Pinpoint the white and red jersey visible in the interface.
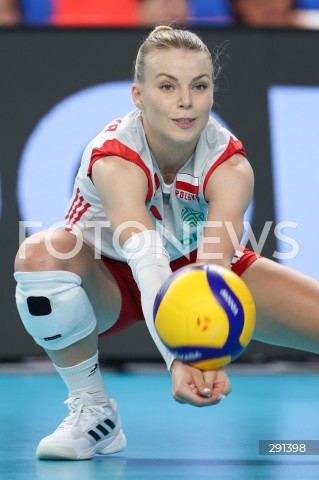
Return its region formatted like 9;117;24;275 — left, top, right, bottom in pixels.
65;109;246;261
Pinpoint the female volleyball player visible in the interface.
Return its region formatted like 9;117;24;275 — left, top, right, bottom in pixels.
14;25;319;460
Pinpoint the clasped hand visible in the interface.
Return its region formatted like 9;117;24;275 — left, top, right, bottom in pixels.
170;359;232;407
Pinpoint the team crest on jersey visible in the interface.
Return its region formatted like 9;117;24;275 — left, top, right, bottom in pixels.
181;206;205;227
175;173;199;201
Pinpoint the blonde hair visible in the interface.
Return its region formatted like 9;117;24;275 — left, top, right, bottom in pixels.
134;25;214;83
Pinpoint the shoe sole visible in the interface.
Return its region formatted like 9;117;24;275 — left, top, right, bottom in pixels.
36;429;127;461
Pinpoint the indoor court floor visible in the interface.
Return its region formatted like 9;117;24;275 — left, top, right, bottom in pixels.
1;364;319;480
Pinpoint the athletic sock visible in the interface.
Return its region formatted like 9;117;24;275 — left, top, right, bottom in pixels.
54;351;109;404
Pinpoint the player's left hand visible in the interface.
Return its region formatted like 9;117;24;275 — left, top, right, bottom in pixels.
170;359;231;407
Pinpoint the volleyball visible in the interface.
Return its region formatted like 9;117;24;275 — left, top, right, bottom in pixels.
153;264;256;370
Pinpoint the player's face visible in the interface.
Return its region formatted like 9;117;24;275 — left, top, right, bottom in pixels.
133;48;214;161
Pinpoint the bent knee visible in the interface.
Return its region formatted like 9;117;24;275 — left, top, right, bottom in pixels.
15;229;81;272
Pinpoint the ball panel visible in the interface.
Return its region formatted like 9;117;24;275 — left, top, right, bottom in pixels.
205;265;245;356
153;264;202;319
155;268;229;348
155;302;188;346
186;302;229;348
219;267;256;347
192;355;232;370
164;269;213;309
164;341;244;364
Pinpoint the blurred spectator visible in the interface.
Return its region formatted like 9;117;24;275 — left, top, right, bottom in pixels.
50;0;189;27
189;0;234;26
20;0;51;25
0;0;21;26
51;0;138;26
230;0;319;28
138;0;189;26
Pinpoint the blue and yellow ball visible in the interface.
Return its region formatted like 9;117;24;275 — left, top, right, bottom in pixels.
153;264;256;370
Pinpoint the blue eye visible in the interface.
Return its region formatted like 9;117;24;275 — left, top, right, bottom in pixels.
194;84;207;91
161;84;173;91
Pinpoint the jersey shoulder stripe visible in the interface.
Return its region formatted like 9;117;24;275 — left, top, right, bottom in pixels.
202;136;246;194
87;138;153;203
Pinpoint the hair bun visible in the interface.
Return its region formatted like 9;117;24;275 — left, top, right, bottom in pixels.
150;25;174;36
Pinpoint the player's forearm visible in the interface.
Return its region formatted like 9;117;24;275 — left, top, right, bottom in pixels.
197;219;243;269
122;230;176;370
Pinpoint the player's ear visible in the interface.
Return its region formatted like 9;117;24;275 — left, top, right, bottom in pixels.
132;83;143;110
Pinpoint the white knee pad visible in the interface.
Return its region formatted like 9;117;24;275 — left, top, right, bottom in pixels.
14;270;97;350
